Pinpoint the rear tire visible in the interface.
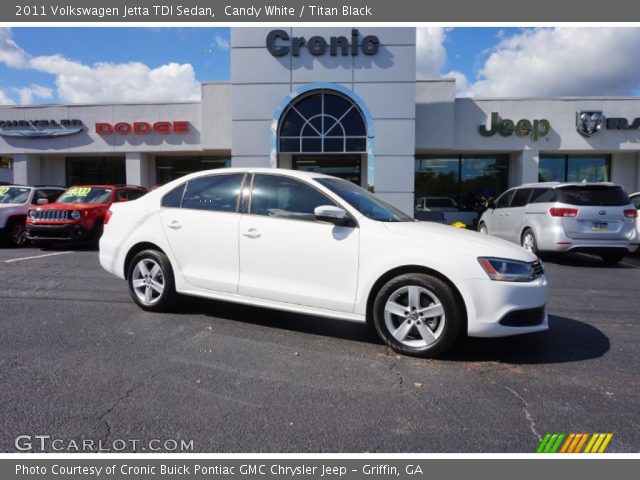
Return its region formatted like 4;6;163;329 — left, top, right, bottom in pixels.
600;252;625;265
521;228;539;256
372;273;463;358
127;250;177;312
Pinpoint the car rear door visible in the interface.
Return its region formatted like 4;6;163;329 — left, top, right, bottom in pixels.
555;185;636;240
159;173;245;293
238;173;359;313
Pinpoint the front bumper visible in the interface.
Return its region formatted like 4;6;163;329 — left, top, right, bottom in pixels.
457;275;549;337
26;224;95;242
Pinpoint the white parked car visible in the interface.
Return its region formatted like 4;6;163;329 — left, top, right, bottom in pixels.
0;185;66;246
478;182;638;264
99;168;548;357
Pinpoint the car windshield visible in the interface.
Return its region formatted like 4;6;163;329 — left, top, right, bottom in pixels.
0;186;30;204
315;178;414;222
557;186;630;206
57;187;112;204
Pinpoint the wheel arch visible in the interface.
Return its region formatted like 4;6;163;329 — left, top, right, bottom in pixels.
365;265;468;333
124;241;169;280
6;214;27;226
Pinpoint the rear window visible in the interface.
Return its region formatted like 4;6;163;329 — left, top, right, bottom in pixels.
557;186;630;206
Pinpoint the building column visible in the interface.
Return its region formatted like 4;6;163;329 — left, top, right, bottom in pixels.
510;149;539;187
125;152;151;188
12;154;40;185
374;156;415;216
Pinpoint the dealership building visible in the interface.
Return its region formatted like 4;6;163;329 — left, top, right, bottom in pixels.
1;27;640;217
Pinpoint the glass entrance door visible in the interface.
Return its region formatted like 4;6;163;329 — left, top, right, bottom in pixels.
292;155;361;185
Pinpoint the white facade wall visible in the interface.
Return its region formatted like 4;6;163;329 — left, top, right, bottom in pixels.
230;27;417;213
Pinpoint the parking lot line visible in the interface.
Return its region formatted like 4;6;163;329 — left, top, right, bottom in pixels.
3;251;73;263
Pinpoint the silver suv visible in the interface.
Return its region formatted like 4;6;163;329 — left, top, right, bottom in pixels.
478;182;639;264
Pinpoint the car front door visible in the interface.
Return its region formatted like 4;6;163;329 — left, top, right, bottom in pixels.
503;188;532;242
238;173;360;313
159;173;245;293
490;189;516;239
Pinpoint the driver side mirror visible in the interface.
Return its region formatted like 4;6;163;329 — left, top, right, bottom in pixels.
314;205;351;226
36;198;49;205
487;199;495;209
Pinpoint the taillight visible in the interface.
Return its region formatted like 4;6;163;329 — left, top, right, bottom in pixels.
549;207;579;217
624;208;638;218
104;210;113;225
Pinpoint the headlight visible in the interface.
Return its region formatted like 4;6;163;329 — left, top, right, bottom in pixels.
478;257;537;282
70;210;82;220
28;210;36;220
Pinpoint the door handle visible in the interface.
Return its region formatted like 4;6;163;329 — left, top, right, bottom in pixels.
168;220;182;230
243;228;261;239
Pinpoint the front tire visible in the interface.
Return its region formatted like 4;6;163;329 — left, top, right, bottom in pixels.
478;222;488;234
6;219;27;247
372;273;463;358
127;250;176;312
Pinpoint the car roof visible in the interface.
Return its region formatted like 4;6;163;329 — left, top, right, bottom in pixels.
66;184;145;189
516;181;620;189
165;167;336;184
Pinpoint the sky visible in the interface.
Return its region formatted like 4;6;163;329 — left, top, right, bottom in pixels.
2;26;640;105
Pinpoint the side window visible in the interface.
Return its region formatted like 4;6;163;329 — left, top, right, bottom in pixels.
531;188;556;203
116;190;129;202
632;196;640;209
181;174;244;212
250;174;335;221
161;184;185;208
495;190;516;209
32;189;46;204
510;188;532;208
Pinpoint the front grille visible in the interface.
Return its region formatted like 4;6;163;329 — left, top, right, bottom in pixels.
531;260;544;278
32;210;70;221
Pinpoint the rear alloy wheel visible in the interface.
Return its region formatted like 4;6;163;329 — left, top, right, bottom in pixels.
478;222;488;235
600;252;625;265
521;228;539;256
8;221;27;247
128;250;176;311
372;273;463;357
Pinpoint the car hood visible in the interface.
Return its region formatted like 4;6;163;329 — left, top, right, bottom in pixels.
383;221;537;262
33;203;107;211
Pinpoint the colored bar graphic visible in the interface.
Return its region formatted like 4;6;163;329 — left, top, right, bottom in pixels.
538;433;613;453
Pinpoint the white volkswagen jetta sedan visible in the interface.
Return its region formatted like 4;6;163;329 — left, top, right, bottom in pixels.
99;168;548;357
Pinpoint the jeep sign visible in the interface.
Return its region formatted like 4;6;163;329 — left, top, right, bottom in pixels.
479;112;550;141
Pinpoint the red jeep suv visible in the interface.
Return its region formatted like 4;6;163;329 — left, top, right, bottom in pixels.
26;184;147;247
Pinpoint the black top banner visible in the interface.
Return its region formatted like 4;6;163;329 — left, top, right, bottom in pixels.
4;0;640;22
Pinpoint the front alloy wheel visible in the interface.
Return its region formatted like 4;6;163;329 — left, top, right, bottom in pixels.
127;250;176;311
372;273;463;357
384;286;446;349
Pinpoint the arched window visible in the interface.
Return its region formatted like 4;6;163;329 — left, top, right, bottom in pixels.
278;90;367;154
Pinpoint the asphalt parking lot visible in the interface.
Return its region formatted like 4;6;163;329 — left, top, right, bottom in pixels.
0;246;639;453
